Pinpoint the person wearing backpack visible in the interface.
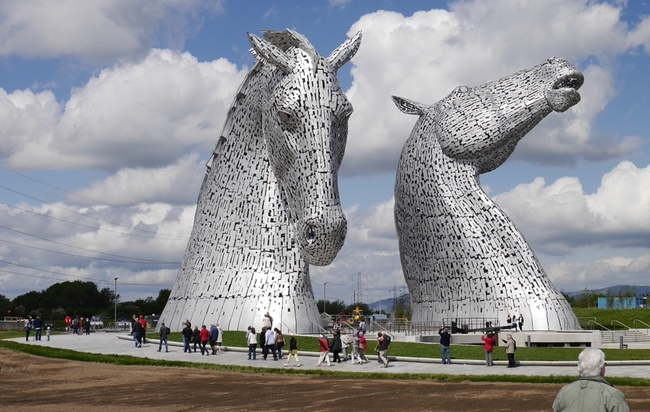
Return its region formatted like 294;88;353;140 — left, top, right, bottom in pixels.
157;322;170;352
502;334;517;368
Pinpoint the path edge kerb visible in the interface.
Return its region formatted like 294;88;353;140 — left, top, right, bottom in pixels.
119;336;650;367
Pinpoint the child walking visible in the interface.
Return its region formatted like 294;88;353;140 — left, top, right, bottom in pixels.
284;334;301;367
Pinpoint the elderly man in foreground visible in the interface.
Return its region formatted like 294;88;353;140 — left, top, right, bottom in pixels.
552;348;629;412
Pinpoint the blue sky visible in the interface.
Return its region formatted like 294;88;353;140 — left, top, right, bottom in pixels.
2;0;650;307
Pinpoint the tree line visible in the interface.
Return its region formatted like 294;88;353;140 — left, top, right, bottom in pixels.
0;280;170;322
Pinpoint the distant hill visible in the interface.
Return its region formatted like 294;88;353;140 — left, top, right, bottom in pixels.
564;285;650;298
368;294;410;313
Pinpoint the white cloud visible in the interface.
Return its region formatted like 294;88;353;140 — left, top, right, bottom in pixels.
0;0;223;61
546;254;650;292
341;0;650;175
0;200;194;299
311;199;405;302
2;49;247;172
494;161;650;253
71;153;205;206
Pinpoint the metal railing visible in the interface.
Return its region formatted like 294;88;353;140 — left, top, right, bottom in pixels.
310;321;328;335
633;319;650;331
611;320;630;330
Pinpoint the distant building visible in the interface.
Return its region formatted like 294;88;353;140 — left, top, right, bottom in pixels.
597;297;644;309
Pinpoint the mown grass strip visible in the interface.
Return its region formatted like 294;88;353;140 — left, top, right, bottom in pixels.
1;339;649;387
171;330;650;361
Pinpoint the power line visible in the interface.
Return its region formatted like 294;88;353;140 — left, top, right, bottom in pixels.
0;184;188;240
0;237;180;264
0;200;187;241
0;225;180;264
0;260;175;287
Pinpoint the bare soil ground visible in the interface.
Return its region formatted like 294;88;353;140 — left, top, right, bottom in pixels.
1;348;649;411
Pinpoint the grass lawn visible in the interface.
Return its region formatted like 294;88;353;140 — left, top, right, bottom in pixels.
573;307;650;330
165;330;650;362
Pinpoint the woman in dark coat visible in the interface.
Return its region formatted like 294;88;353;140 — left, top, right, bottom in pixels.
192;326;201;352
331;331;343;363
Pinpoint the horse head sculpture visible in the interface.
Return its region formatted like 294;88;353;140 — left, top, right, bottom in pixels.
249;30;361;266
392;58;583;330
159;30;361;334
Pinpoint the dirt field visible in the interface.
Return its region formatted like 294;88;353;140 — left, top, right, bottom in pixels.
1;348;648;411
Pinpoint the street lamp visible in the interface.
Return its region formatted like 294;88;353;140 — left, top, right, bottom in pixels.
114;278;118;331
323;282;329;314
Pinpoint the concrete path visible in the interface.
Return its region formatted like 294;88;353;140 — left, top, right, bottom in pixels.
7;332;650;379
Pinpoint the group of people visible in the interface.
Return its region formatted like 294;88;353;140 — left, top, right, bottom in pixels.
506;313;524;331
24;316;46;341
130;314;148;347
316;328;390;368
243;312;299;366
479;332;518;368
67;317;91;335
437;327;516;368
179;321;223;355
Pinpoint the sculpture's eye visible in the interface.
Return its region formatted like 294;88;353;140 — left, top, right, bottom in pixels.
278;109;293;123
457;86;469;93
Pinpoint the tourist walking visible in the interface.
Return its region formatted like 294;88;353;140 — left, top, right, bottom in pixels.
357;331;368;364
340;330;353;361
199;325;210;355
438;326;451;365
33;316;43;341
316;333;331;367
215;324;223;353
331;331;343;363
265;327;277;360
132;318;144;347
182;322;193;353
247;327;257;360
481;332;496;366
518;314;524;332
284;334;301;367
274;328;284;359
158;322;170;352
209;324;218;354
552;348;629;412
139;315;147;343
24;317;32;341
376;331;390;368
192;326;201;352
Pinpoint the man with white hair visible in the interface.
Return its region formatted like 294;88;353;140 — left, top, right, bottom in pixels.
552;348;629;412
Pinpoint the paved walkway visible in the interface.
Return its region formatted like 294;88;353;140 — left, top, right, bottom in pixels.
7;332;650;379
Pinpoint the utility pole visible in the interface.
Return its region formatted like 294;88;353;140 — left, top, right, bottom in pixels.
323;282;329;314
114;278;118;331
355;272;363;304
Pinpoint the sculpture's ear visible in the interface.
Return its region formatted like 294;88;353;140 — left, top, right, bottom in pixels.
391;96;427;116
327;31;362;71
248;32;294;74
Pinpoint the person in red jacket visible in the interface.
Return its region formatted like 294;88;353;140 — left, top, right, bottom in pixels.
481;332;496;367
139;315;147;344
316;333;331;367
358;331;368;364
199;325;210;355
